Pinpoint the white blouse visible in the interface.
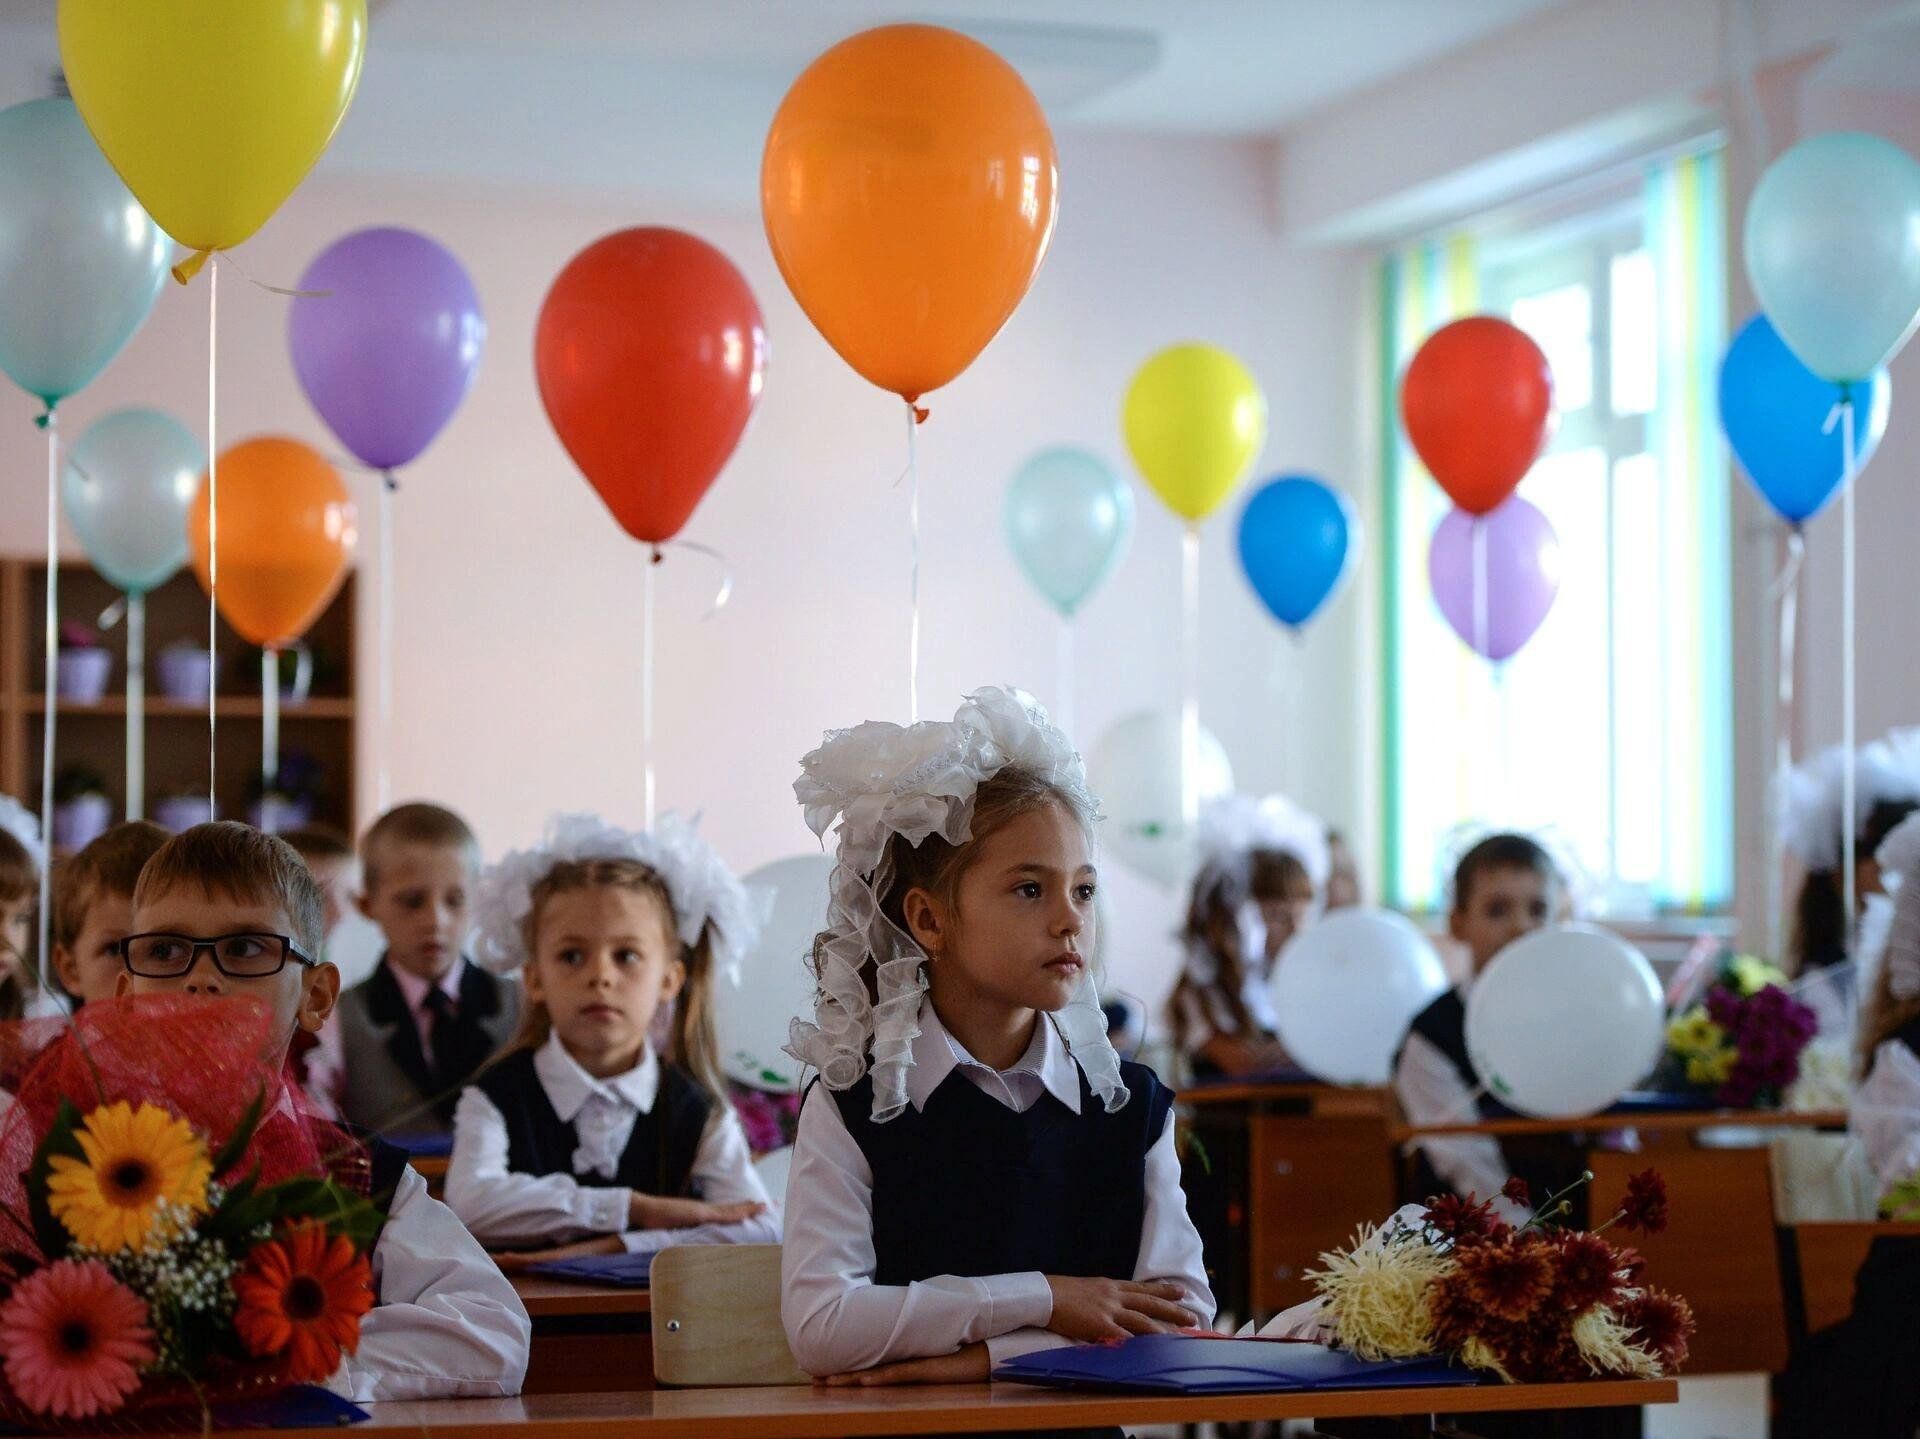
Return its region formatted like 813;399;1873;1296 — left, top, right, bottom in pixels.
780;998;1215;1378
329;1165;531;1401
445;1034;778;1254
1855;1036;1920;1202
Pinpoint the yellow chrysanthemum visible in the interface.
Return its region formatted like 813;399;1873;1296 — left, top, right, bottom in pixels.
45;1102;211;1253
1306;1225;1450;1361
1728;955;1787;998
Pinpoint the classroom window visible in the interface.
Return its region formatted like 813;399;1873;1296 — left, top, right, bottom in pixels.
1379;148;1731;917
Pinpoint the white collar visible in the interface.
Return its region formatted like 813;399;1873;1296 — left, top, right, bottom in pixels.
904;997;1084;1114
388;955;466;1011
533;1032;660;1120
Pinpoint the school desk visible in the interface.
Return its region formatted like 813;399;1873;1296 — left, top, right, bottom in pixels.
1394;1103;1851;1375
1177;1079;1397;1319
206;1378;1677;1439
1782;1220;1920;1336
507;1275;652;1394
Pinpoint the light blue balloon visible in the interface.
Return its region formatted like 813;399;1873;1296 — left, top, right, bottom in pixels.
1004;447;1135;617
0;98;170;408
1236;474;1357;629
1719;314;1888;526
1745;131;1920;384
62;409;206;594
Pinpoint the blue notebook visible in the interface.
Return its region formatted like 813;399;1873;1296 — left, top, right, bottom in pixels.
526;1250;655;1287
994;1335;1480;1395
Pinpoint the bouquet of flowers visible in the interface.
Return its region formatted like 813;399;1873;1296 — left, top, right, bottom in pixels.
1306;1172;1693;1383
1662;953;1817;1109
0;998;383;1427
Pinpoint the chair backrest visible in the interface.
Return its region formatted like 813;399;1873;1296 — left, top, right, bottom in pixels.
650;1245;809;1387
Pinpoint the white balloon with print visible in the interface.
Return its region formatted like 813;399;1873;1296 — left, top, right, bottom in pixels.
1086;710;1234;888
1466;924;1664;1118
715;854;834;1092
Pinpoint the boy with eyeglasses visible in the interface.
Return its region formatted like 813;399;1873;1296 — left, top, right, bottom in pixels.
116;822;529;1401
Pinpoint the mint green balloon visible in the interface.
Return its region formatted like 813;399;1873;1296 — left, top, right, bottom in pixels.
62;409;205;594
1745;131;1920;384
0;98;170;407
1004;447;1135;617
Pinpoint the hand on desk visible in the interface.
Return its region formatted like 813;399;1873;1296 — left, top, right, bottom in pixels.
1045;1276;1198;1341
490;1236;623;1271
629;1193;769;1230
818;1343;991;1387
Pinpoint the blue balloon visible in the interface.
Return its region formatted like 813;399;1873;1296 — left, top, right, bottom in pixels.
1236;475;1358;630
1719;314;1889;526
0;99;170;407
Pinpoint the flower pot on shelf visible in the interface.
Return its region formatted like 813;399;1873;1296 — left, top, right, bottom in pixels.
248;796;314;834
54;646;112;704
154;794;214;833
52;792;112;851
156;645;215;705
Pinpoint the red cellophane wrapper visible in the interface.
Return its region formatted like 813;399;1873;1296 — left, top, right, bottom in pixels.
0;995;375;1430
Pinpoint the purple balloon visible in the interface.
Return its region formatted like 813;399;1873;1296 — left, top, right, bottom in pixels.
289;227;485;470
1428;496;1560;661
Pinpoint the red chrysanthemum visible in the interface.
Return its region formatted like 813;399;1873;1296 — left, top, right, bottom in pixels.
233;1221;373;1383
1622;1288;1695;1370
1551;1231;1624;1311
1454;1237;1556;1322
1424;1192;1504;1243
1501;1176;1532;1210
1618;1168;1669;1235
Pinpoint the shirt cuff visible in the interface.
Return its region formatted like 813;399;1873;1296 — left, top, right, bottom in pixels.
585;1187;632;1234
986;1328;1072;1373
986;1271;1054;1334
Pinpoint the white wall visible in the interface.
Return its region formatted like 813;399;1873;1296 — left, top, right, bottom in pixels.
0;130;1368;1017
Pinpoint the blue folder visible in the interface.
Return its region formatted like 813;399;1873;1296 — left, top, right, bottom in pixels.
212;1385;370;1429
993;1335;1481;1395
386;1131;456;1159
525;1250;655;1287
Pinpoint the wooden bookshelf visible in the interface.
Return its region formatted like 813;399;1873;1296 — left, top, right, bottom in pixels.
0;557;358;847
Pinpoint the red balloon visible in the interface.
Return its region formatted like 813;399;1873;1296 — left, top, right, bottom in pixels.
1399;316;1554;515
536;228;767;543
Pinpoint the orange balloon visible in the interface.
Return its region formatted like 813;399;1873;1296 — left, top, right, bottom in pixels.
761;23;1057;406
188;437;357;649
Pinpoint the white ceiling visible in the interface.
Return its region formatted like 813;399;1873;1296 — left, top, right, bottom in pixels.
0;0;1567;205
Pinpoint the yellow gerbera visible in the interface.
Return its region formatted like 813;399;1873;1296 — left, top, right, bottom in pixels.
46;1102;212;1253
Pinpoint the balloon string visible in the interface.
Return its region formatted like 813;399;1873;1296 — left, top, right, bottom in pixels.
655;538;734;618
1180;524;1201;835
642;549;658;830
206;259;219;813
1841;393;1858;952
1767;530;1805;958
38;406;58;1000
1056;614;1075;743
905;400;921;724
377;471;396;816
262;648;280;806
207;247;329;299
126;592;145;823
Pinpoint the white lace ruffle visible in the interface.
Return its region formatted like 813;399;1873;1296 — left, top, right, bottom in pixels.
473;812;758;982
1877;813;1920;1004
1195;792;1330;890
785;686;1129;1122
0;794;43;873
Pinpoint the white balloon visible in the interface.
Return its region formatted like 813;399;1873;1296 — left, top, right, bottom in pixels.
1272;908;1449;1084
1086;710;1234;888
1465;925;1665;1119
714;854;834;1092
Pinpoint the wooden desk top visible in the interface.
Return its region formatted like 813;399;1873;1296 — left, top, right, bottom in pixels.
218;1379;1678;1438
412;1155;450;1179
1390;1106;1848;1141
509;1275;652;1317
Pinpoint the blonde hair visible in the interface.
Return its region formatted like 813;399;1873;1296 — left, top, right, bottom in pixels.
823;766;1096;1011
509;857;725;1101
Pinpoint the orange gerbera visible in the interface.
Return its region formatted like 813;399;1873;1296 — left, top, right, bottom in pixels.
232;1222;373;1382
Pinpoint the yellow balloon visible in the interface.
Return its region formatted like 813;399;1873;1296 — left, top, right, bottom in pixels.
57;0;366;272
1122;344;1267;523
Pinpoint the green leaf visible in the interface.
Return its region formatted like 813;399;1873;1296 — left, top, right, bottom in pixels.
258;1177;383;1252
203;1169;274;1245
25;1101;88;1260
209;1091;268;1181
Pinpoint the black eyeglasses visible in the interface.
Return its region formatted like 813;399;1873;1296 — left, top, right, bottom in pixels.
119;932;317;980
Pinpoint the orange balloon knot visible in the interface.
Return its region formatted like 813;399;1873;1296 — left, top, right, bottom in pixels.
911;405;930;425
171;248;214;285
